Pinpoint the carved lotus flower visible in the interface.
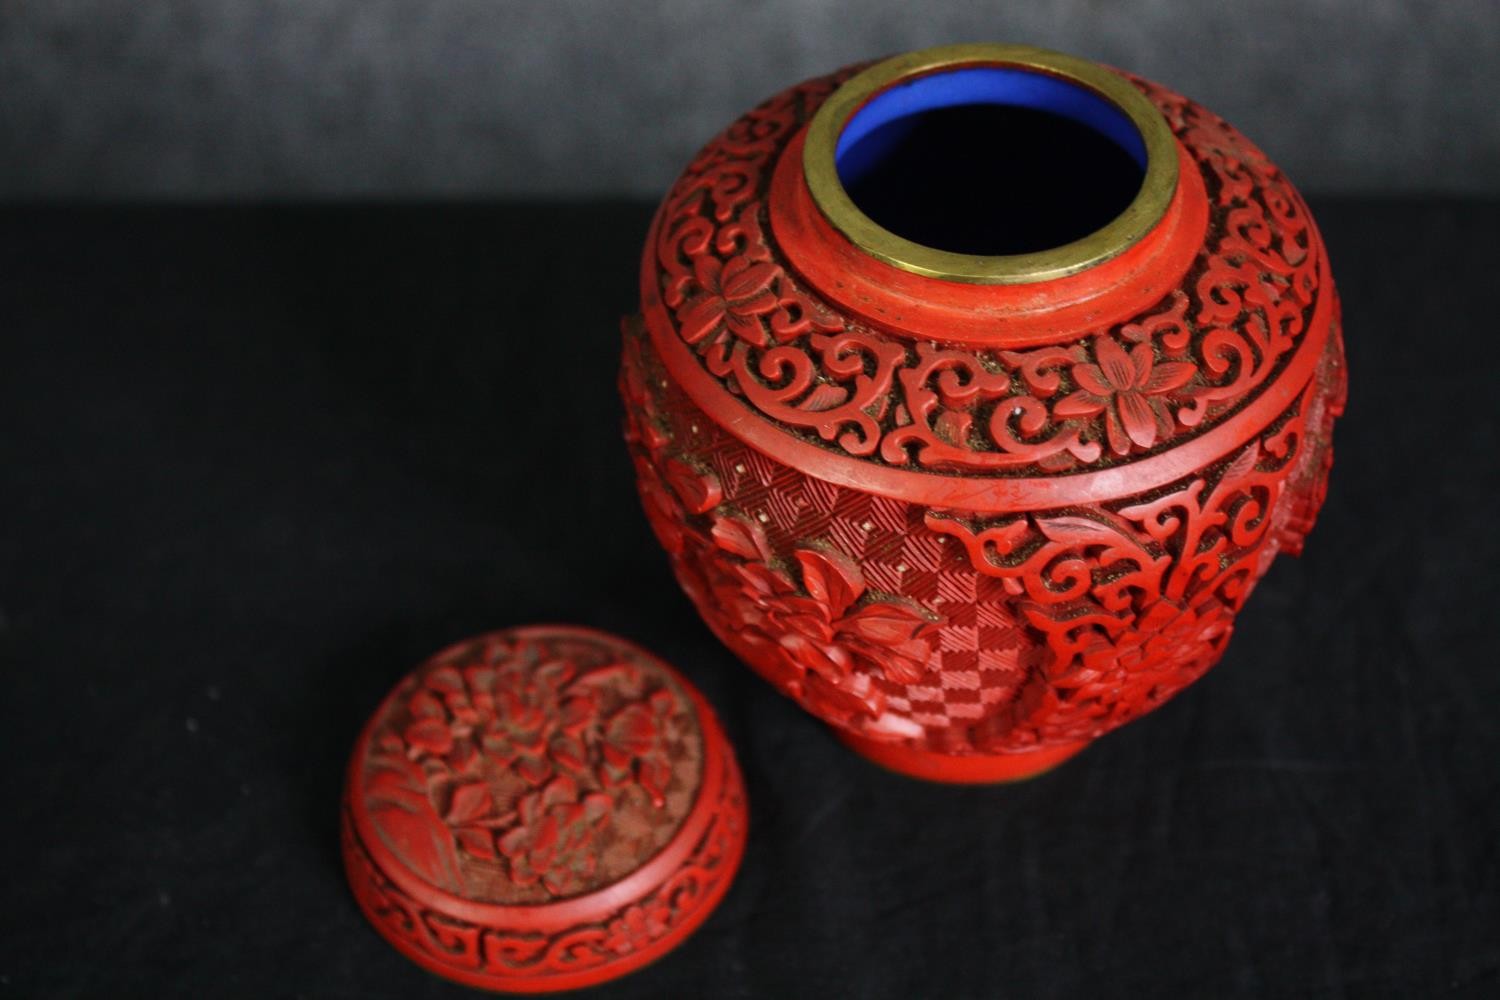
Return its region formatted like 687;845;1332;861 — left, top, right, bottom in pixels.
679;254;781;348
1055;337;1196;455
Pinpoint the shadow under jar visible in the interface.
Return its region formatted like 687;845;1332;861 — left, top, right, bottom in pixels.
622;44;1346;783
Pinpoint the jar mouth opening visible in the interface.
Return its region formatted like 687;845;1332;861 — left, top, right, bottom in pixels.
802;44;1179;284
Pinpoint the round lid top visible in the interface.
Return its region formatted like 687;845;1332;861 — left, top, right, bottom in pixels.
341;626;747;993
639;43;1337;513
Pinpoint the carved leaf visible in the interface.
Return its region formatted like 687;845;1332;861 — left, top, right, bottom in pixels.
1221;442;1261;484
710;514;769;561
607;704;658;756
456;827;498;861
449;740;478;773
404;718;454;756
542;774;579;809
664;458;722;514
445;782;493;825
549;733;588;772
795;547;864;618
516;754;552;787
409;689;445;719
497;823;532;861
720;257;779;303
838;601;929;645
885;636;938;684
1036;515;1147;555
799;383;850;412
558;694;595;731
1145;361;1196;394
368;801;462;892
367;764;428;812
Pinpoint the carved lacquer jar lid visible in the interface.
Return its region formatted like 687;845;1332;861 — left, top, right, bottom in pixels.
341;626;747;992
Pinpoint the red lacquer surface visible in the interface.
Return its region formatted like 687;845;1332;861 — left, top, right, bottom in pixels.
623;60;1346;782
341;626;747;992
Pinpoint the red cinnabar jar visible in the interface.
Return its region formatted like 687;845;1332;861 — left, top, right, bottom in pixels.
622;44;1346;783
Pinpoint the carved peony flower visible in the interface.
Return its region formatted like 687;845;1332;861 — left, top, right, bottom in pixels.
402;663;500;761
497;774;612;896
598;690;677;808
1044;597;1230;729
382;640;686;891
1055;338;1195;455
706;515;941;726
1100;597;1231;680
677;254;781;348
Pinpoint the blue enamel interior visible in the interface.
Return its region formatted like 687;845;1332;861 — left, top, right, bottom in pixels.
835;66;1147;190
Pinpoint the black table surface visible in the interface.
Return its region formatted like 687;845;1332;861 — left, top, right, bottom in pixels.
2;199;1497;998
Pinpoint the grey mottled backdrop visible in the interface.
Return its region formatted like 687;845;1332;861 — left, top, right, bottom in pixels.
1;0;1496;199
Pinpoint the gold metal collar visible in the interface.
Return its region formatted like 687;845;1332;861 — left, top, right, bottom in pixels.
802;43;1179;284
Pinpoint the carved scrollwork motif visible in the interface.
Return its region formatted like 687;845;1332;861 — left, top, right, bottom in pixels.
622;314;1345;753
933;319;1343;748
650;73;1323;475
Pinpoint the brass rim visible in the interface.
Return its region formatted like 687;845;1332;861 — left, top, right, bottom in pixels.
802;43;1179;284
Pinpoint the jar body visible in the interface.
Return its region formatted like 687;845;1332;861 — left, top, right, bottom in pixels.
623;48;1345;782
